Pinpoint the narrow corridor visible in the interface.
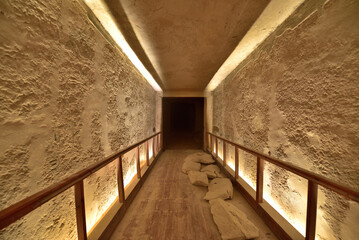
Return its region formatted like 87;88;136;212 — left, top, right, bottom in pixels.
110;150;277;240
1;1;358;239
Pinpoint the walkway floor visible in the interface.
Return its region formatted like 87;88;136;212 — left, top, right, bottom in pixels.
110;149;277;240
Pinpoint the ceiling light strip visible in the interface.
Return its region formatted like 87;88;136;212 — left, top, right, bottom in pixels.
83;0;162;92
205;0;305;93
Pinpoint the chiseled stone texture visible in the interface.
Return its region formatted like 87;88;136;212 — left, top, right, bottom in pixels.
0;0;159;239
187;171;209;187
211;0;359;239
209;198;259;240
184;152;215;164
204;178;233;201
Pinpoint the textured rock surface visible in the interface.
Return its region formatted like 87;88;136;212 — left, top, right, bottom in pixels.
204;178;233;201
210;0;359;238
201;164;221;178
188;171;209;186
184;152;215;164
0;0;160;239
209;198;260;240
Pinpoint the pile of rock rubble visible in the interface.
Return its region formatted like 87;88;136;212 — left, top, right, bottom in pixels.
182;152;260;240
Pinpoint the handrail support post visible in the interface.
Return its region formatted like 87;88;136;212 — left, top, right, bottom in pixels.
117;156;125;203
223;141;226;167
157;134;160;153
235;146;239;179
306;181;318;240
215;137;218;159
146;140;149;166
152;138;155;158
75;180;87;240
136;146;141;179
256;157;264;203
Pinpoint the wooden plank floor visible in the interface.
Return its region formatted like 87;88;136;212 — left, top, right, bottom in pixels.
110;150;278;240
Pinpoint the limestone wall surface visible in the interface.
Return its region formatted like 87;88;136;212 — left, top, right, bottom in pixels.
211;0;359;239
0;0;160;239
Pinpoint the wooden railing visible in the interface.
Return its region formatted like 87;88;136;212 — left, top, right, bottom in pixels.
206;132;359;240
0;132;162;240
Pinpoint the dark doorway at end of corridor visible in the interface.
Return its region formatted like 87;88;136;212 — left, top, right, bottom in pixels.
162;97;204;149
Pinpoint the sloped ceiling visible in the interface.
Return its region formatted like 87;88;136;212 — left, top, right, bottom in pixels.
104;0;270;91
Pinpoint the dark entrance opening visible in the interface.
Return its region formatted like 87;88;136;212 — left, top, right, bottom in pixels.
163;97;204;149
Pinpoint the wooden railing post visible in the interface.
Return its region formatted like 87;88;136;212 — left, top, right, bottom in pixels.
146;140;149;166
209;134;213;152
156;136;158;155
0;132;163;231
117;156;125;203
153;137;156;156
75;180;87;240
136;146;141;179
235;146;239;179
223;141;226;167
256;157;264;203
306;181;318;240
154;136;156;155
152;138;155;158
216;137;218;159
157;134;160;153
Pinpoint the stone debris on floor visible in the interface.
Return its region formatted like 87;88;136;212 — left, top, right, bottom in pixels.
204;178;233;201
201;164;222;178
111;150;277;240
210;198;260;240
182;159;201;173
184;152;215;164
188;171;209;186
182;151;259;240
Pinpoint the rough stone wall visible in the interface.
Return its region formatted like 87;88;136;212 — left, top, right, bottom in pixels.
0;0;159;239
211;0;359;239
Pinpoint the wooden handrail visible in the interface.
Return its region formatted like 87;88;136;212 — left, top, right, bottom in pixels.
0;132;161;231
207;132;359;202
207;131;359;240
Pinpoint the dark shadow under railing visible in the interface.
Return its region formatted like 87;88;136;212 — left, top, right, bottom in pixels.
206;132;359;240
0;132;162;240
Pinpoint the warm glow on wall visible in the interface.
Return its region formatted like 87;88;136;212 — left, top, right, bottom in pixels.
218;151;223;160
235;161;307;236
237;150;257;190
238;168;256;190
83;0;162;92
227;160;235;171
123;167;137;188
140;154;146;166
205;0;305;92
87;193;118;234
217;143;309;237
263;166;307;237
148;139;154;159
263;192;306;236
84;162;118;234
122;149;138;188
217;140;223;160
225;145;235;170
